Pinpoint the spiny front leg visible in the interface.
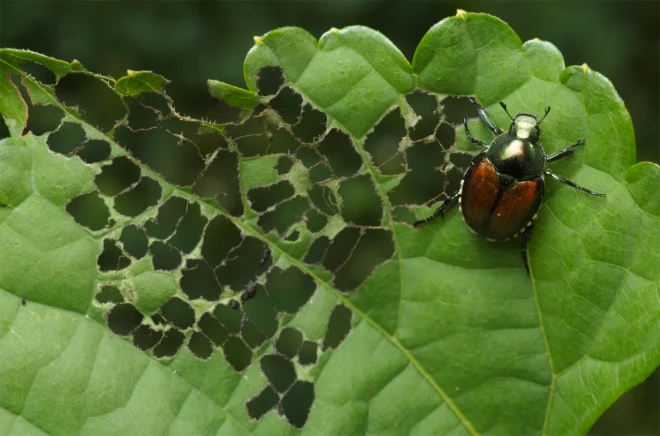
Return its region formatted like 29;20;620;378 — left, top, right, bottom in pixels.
546;139;585;162
463;119;489;149
468;97;503;135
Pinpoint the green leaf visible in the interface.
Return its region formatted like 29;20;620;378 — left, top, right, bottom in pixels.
208;80;260;110
0;11;658;436
115;70;169;97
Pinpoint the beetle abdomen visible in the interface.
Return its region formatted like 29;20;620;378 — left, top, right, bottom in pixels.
461;153;544;240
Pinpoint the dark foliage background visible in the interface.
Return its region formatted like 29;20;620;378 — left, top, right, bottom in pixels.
1;1;658;434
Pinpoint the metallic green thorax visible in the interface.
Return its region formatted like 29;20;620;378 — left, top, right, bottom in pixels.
487;115;546;181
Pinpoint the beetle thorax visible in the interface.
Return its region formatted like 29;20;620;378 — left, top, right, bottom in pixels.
487;134;545;180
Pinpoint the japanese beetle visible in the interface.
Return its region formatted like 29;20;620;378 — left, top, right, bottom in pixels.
415;98;605;274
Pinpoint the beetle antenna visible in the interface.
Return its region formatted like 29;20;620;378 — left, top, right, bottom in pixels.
499;102;514;121
538;106;551;124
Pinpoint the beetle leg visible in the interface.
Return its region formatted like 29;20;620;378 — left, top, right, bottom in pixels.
521;221;535;276
544;169;606;197
546;139;585;162
463;119;489;149
414;191;460;227
468;97;503;134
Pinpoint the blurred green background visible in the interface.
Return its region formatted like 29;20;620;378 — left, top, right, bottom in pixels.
1;1;658;434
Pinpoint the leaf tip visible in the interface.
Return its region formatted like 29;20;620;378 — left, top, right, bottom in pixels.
70;59;84;72
253;36;264;46
127;69;136;77
329;27;339;34
456;9;468;19
580;63;591;73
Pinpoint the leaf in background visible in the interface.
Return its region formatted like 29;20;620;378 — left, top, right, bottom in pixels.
0;11;658;436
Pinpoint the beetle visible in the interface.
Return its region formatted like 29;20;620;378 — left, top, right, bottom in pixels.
414;97;605;274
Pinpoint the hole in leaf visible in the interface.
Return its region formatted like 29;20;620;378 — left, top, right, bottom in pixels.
78;139;111;163
132;325;163;351
26;104;63;136
213;303;243;334
47;122;86;156
160;297;195;330
323;304;352;350
153;329;185;358
322;227;360;272
334;228;395;292
188;331;214;359
169;202;208;254
125;97;161;130
114;127;205;187
201;215;243;268
275;156;293;175
96;285;124;304
338;175;383;226
388;141;446;206
276;328;303;358
261;354;296;393
304;236;330;264
267;127;299;154
193;148;242;216
66;192;110;231
21;62;56;84
248;181;295;213
107;303;143;336
247;386;279;421
198;312;228;345
436;122;455;148
364;108;406;170
441;96;476;125
281;381;314;428
0;116;9;139
95;157;142;197
150;241;182;271
305;209;327;233
407;92;440;141
228;118;269;157
257;196;308;235
241;286;278;348
56;73;125;132
266;267;315;314
296;146;321;168
215;237;266;290
113;177;162;217
285;230;299;242
293;105;326;143
257;66;284;96
222;336;253;372
119;225;149;259
298;341;318;366
145;196;187;239
392;206;417;224
180;259;222;300
151;313;167;325
308;185;339;215
270;86;302;124
444;152;474;198
309;163;332;183
317;130;362;177
98;239;131;271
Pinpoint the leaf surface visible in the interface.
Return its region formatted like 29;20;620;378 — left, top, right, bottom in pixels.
0;11;657;436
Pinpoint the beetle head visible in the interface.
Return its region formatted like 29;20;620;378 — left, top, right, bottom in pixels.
511;114;540;142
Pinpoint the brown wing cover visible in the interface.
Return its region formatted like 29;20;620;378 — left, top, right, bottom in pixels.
461;154;544;240
488;179;544;240
461;154;501;236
